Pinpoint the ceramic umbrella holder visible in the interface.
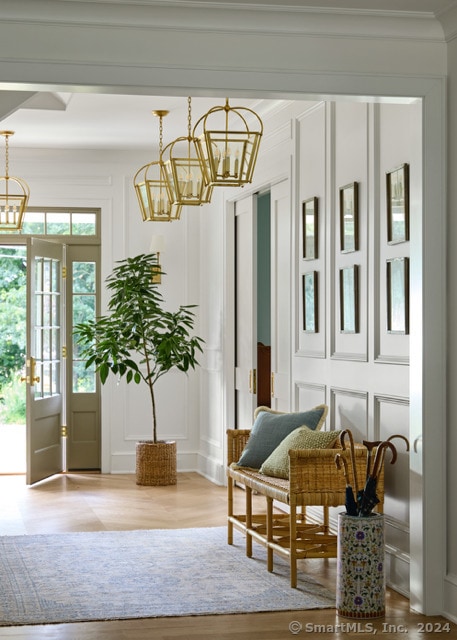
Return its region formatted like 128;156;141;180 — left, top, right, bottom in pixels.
336;512;385;619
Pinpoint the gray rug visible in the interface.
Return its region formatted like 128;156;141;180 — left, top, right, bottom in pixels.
0;526;335;626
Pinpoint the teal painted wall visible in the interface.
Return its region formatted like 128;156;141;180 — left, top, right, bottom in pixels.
257;192;271;346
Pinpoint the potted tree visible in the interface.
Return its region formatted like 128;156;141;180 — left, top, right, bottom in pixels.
74;253;204;486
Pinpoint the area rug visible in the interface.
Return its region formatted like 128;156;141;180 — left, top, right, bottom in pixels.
0;526;335;626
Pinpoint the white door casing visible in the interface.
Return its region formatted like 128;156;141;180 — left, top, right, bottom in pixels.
270;180;291;412
234;194;258;428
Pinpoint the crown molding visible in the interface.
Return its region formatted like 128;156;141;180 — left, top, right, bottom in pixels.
436;2;457;41
0;0;446;42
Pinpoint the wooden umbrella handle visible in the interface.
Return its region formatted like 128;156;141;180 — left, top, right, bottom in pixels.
372;441;397;479
339;429;359;494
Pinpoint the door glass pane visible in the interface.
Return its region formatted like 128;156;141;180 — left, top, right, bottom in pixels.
33;255;60;400
34;360;43;396
42;361;51;397
52;258;60;291
43;259;51;292
51;328;59;360
52;294;58;325
43;294;51;327
72;213;96;236
47;212;71;235
43;328;50;360
51;362;60;395
73;361;96;393
35;258;42;291
34;328;42;357
35;294;42;326
72;261;96;393
22;211;45;234
73;262;96;294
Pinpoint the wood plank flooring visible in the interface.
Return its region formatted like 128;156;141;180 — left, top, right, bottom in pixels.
0;472;454;639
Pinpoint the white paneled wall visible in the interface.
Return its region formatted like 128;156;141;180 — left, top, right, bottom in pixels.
292;100;419;594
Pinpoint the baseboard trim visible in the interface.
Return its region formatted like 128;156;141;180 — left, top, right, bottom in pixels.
444;573;457;623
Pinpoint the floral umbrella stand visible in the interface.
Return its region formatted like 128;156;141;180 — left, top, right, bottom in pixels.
336;513;385;619
334;432;409;619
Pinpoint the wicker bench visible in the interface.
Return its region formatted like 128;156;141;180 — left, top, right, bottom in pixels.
227;428;385;588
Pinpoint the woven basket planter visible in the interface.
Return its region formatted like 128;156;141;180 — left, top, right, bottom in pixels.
136;440;177;486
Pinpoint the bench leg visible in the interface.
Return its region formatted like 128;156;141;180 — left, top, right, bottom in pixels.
227;475;233;545
246;485;253;557
323;505;329;532
266;496;274;572
290;503;298;588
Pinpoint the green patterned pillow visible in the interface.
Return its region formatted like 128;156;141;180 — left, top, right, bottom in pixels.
259;426;341;479
236;405;328;470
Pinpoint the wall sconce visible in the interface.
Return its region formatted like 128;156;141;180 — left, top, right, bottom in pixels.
150;235;165;284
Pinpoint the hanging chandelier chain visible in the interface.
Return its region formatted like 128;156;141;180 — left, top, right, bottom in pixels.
4;133;9;178
187;97;192;138
0;131;13;178
159;114;163;157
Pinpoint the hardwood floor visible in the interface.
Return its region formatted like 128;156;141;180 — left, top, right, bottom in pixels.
0;471;454;639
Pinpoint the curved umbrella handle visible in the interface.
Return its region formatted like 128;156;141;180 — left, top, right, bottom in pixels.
387;434;410;451
334;453;350;485
372;441;397;479
362;440;382;478
339;429;359;494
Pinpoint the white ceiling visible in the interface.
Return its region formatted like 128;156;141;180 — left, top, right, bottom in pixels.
0;92;279;152
0;0;454;151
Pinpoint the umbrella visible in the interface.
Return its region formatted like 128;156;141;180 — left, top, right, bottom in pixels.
335;453;358;516
339;429;360;508
360;440;382;507
358;441;397;517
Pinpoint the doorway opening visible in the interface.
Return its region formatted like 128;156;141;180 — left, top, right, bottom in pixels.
256;191;271;407
0;245;26;474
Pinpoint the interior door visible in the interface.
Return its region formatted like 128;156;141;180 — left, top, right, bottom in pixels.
26;238;64;484
234;194;257;427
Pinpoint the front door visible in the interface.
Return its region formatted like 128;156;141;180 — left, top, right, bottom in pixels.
26;238;64;484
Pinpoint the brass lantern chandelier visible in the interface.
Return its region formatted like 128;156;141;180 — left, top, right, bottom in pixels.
0;131;30;232
192;98;263;188
162;97;213;207
134;111;182;222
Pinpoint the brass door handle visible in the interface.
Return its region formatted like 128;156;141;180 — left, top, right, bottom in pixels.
21;358;41;385
30;357;40;384
248;369;257;394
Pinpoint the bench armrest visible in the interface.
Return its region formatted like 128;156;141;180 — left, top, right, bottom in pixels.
226;429;251;466
288;447;384;506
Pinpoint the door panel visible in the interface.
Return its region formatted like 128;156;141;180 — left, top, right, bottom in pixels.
270;180;291;411
26;238;64;484
67;244;101;470
234;194;257;427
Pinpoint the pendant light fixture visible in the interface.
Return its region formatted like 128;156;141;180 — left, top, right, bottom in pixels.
192;98;263;188
162;97;213;206
0;131;30;232
134;111;182;222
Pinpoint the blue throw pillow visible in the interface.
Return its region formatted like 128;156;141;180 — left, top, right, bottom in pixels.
236;405;328;470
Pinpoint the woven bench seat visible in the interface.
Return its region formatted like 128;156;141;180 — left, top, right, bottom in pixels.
227;428;385;588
